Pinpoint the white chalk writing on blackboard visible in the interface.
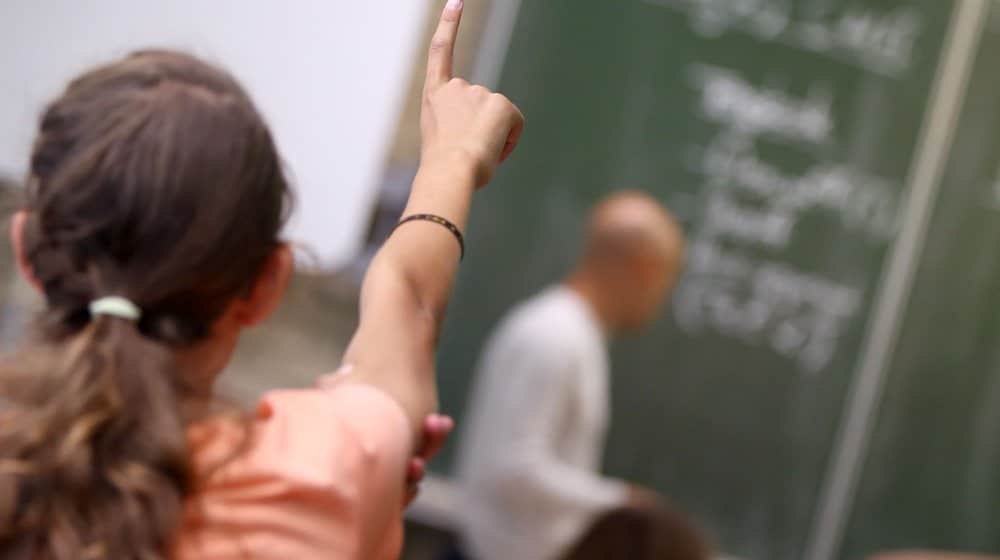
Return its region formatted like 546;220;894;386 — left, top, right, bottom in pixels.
703;191;797;248
674;240;862;374
669;58;901;375
644;0;923;77
697;130;899;242
690;64;834;145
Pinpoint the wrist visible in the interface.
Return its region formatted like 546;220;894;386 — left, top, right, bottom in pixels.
418;149;480;188
402;151;477;235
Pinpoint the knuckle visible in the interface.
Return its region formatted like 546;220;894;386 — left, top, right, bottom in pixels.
490;93;517;114
471;85;492;99
490;92;511;106
428;37;450;53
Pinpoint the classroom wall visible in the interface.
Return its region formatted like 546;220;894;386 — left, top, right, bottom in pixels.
0;0;430;267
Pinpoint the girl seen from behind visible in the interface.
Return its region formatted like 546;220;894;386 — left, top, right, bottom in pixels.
0;1;522;558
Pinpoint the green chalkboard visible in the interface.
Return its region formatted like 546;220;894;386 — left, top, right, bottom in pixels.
432;1;978;559
841;5;1000;557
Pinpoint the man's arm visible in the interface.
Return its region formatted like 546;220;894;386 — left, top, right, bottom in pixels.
488;338;629;517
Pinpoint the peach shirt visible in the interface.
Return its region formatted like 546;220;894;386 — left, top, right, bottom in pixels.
173;381;412;559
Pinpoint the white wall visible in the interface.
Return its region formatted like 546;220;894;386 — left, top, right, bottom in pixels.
0;0;429;267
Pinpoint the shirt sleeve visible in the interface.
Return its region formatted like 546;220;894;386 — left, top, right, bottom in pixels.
487;334;628;527
177;383;413;560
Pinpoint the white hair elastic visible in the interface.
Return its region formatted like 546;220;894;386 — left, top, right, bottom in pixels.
88;296;142;322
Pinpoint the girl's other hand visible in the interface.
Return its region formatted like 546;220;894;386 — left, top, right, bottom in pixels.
405;414;455;506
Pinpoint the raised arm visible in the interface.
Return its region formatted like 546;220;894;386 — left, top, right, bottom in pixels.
342;0;524;433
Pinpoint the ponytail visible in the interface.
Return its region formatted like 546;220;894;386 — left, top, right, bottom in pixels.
0;313;191;559
1;48;292;559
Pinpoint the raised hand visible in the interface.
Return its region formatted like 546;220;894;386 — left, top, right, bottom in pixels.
341;0;525;455
420;0;525;188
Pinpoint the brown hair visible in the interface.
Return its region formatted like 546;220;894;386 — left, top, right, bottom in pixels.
0;50;291;559
562;504;714;560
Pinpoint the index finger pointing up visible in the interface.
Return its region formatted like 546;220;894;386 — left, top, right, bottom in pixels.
425;0;464;91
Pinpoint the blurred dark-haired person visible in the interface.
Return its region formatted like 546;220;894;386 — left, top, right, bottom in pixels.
456;191;687;560
871;552;999;559
561;503;712;560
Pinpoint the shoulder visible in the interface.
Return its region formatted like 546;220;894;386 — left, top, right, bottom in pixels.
496;288;591;350
180;384;411;558
190;384;411;486
478;289;597;384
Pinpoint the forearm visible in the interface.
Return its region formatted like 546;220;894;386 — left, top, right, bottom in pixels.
343;155;476;428
339;0;522;433
379;153;477;335
499;449;629;515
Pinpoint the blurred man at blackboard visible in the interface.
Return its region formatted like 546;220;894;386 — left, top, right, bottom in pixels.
455;191;690;560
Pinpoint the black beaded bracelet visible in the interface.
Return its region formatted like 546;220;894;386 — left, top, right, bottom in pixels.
393;213;465;260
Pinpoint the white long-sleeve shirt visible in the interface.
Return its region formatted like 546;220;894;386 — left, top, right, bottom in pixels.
456;286;628;560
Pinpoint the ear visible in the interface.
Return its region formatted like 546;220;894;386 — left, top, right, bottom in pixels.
10;211;43;294
232;244;293;328
627;251;658;284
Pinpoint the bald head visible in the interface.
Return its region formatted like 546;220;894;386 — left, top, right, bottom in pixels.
571;191;686;333
583;191;684;269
